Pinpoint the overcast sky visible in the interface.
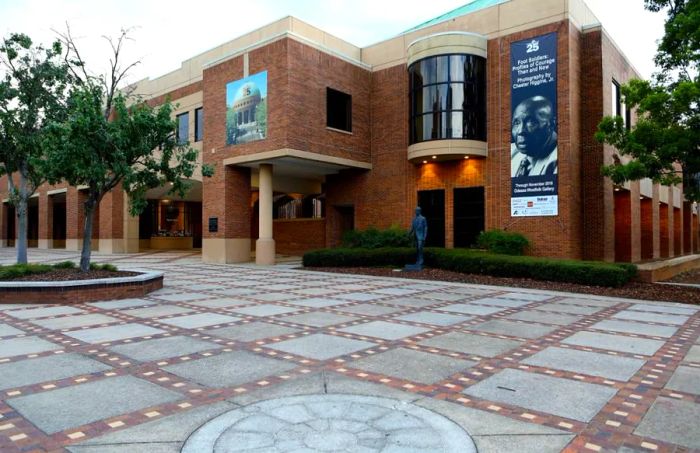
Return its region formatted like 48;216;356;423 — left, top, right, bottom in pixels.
0;0;666;84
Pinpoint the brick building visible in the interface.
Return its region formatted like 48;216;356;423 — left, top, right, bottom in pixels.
1;0;698;265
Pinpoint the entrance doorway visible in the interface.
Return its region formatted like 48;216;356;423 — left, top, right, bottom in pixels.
417;190;445;247
454;187;485;248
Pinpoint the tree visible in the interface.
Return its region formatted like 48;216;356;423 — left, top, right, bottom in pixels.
43;29;210;272
0;34;71;263
596;0;700;201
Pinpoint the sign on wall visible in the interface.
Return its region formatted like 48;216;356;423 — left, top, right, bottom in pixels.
510;33;558;217
226;71;268;145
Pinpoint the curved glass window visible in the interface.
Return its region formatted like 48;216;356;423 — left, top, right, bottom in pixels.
409;54;486;144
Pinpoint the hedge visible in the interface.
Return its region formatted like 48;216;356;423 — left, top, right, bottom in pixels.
303;247;638;288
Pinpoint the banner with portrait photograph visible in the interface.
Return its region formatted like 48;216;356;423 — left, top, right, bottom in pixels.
226;71;268;145
510;32;558;217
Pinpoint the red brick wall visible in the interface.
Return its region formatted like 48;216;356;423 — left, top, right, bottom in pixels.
273;219;325;255
640;198;654;260
659;203;670;258
614;190;632;262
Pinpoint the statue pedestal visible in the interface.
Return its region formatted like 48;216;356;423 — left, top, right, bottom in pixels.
403;264;423;272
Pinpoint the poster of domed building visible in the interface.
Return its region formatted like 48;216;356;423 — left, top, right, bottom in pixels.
225;71;267;145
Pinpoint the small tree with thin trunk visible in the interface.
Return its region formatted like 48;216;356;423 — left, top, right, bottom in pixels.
0;34;70;264
43;28;210;272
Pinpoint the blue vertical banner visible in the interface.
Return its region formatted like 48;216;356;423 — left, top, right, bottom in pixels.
510;33;558;217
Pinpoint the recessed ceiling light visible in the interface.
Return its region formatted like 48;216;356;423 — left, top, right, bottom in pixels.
431;155;437;159
422;160;428;164
464;155;469;159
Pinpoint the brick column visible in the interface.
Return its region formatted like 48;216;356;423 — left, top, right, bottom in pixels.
0;202;7;247
683;201;692;255
98;187;128;253
640;198;654;260
202;165;251;263
66;188;82;251
659;202;670;259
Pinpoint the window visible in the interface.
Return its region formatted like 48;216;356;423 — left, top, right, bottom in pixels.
194;108;203;142
409;54;486;144
612;80;631;130
327;88;352;132
176;112;189;144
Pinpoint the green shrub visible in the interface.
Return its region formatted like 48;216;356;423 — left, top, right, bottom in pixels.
476;230;529;255
52;261;76;269
90;263;118;272
303;247;415;268
342;225;411;249
0;263;53;280
303;247;637;288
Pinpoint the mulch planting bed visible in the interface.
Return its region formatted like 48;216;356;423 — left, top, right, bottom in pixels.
665;267;700;285
306;266;700;305
2;269;140;282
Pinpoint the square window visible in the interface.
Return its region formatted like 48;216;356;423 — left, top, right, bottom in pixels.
194;108;203;142
327;88;352;132
176;112;189;144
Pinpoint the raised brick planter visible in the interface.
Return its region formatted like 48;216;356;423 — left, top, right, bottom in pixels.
0;271;164;304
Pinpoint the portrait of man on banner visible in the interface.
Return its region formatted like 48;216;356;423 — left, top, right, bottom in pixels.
510;95;558;178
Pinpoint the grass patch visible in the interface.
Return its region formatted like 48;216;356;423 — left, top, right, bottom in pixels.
303;247;637;288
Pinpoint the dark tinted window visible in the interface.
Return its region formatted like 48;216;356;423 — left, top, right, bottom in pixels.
408;54;486;144
176;112;189;144
327;88;352;132
194;108;203;142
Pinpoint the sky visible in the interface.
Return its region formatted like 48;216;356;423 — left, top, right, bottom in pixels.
0;0;666;84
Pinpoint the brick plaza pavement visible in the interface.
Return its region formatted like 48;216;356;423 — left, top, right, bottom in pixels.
0;249;699;452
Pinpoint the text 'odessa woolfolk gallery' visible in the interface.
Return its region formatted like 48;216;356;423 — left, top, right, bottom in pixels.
1;0;698;265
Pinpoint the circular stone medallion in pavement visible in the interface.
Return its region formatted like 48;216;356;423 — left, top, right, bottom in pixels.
181;394;476;453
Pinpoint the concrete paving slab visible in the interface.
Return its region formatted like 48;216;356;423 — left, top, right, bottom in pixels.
284;297;347;308
635;397;700;449
473;434;575;453
420;292;470;302
393;311;472;326
612;309;689;326
415;397;568;436
121;305;194;319
372;287;423;296
439;303;506;316
63;323;166;344
249;292;300;302
0;323;23;336
156;313;241;329
75;401;236;445
562;331;664;356
31;313;120;330
107;336;219;362
68;444;179;452
334;292;386;302
469;319;557;339
418;332;522;357
230;304;301;317
523;346;646;381
204;322;300;342
335;304;406;316
153;292;214;302
267;333;376;360
591;320;678;338
506;310;583;326
684;345;700;362
182;298;251;309
228;372;326;405
627;303;698;315
556;297;616;307
0;353;111;391
665;365;700;395
279;312;358;327
88;299;156;310
385;297;442;308
463;368;617;422
499;292;553;301
338;320;430;340
7;375;182;434
349;347;476;384
7;305;85;319
0;336;61;358
208;288;258;297
535;303;605;315
325;373;422;403
469;297;533;308
163;351;297;388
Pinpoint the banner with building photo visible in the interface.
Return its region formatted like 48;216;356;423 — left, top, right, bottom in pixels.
226;71;268;145
510;32;558;217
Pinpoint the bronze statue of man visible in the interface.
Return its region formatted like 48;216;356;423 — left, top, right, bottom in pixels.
408;206;428;267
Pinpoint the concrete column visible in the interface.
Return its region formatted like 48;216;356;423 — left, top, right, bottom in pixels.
256;163;275;265
38;192;53;249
